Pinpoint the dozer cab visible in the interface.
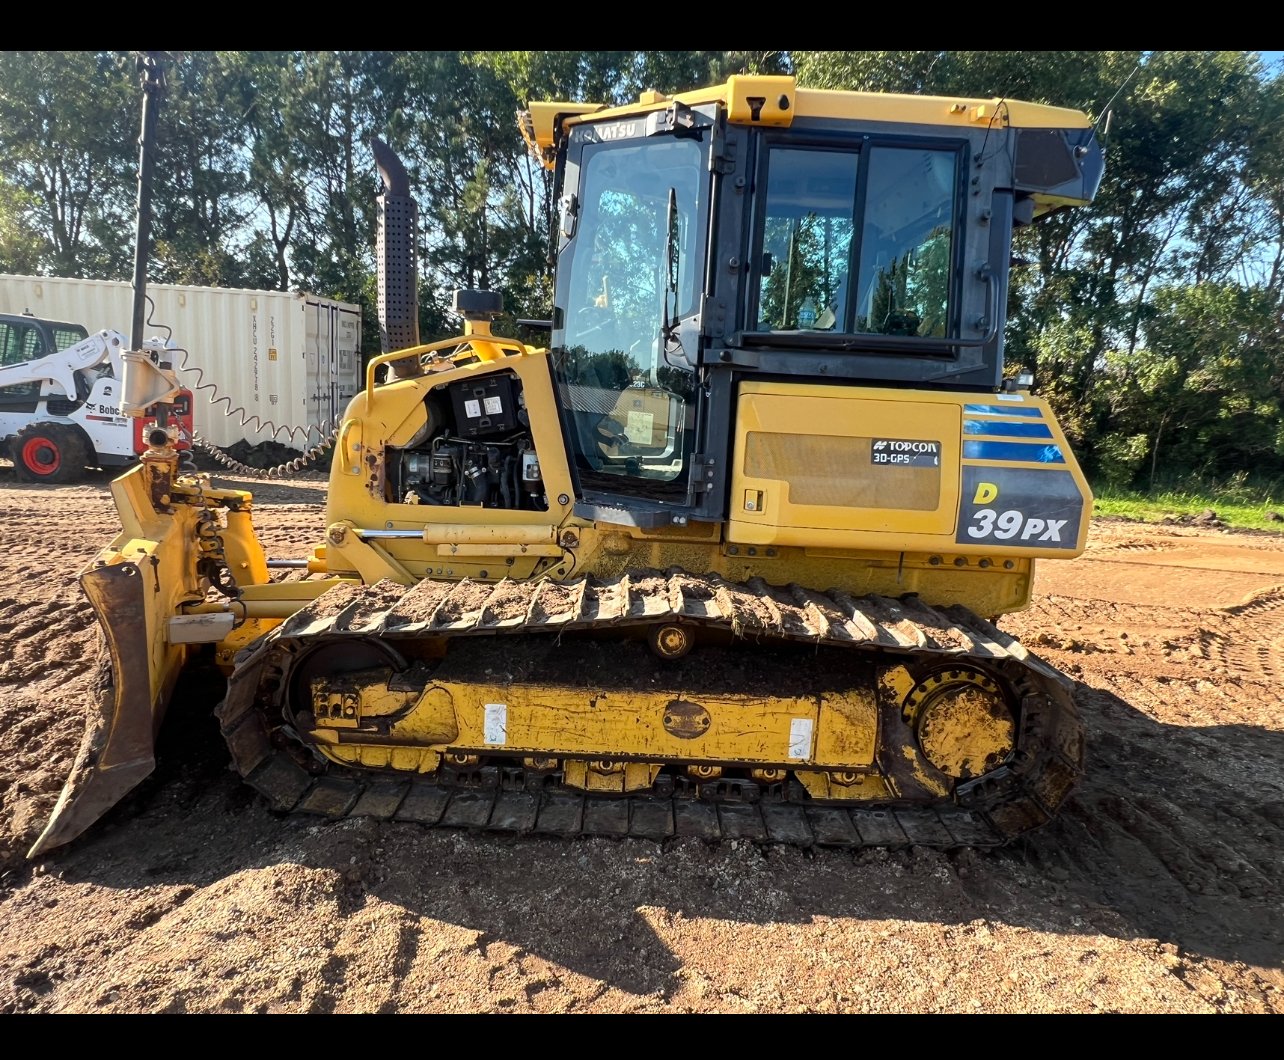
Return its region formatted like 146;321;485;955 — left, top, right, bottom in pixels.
30;75;1104;857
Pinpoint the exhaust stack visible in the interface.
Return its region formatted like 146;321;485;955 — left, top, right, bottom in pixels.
372;138;421;379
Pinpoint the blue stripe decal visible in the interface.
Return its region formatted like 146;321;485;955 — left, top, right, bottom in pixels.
963;440;1065;463
962;404;1044;418
964;419;1055;438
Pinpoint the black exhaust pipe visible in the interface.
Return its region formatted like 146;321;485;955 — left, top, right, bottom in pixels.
372;138;421;378
127;52;171;426
130;53;165;355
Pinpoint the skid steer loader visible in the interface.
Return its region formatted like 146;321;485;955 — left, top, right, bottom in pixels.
30;74;1104;857
0;315;194;483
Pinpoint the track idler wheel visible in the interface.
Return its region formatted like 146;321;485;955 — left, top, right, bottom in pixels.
902;668;1015;780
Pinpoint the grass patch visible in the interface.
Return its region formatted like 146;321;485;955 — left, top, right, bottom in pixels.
1092;484;1284;533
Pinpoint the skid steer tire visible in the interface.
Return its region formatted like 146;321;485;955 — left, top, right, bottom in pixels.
13;422;92;484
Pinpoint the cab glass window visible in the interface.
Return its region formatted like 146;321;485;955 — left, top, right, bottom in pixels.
752;143;959;339
754;148;857;333
554;135;704;496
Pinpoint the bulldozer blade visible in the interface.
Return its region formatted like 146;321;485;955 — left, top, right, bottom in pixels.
27;560;180;858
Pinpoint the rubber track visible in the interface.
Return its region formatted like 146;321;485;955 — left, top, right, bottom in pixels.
215;570;1085;850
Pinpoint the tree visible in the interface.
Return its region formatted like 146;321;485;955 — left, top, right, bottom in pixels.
147;52;262;287
0;178;45;274
0;51;137;277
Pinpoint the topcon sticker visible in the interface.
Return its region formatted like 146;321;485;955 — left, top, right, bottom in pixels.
871;438;940;467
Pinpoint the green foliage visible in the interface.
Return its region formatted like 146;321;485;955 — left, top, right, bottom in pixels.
0;51;137;276
0;178;45;273
1093;473;1284;533
1094;281;1283;489
1095;433;1151;489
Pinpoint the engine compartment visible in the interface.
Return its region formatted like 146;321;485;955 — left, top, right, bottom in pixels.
386;371;547;512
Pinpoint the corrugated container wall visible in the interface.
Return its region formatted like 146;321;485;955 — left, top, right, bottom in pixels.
0;274;362;449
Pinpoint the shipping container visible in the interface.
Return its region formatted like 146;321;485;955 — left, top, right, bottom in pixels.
0;274;362;449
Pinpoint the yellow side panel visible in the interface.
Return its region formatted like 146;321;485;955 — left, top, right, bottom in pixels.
729;382;1092;559
731;385;960;544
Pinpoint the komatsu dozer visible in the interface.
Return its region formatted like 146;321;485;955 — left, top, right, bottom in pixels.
30;75;1105;857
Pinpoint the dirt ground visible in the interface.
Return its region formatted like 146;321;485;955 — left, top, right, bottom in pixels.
0;465;1281;1014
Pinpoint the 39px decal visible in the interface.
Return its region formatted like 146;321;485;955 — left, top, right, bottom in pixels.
966;506;1067;543
955;467;1085;551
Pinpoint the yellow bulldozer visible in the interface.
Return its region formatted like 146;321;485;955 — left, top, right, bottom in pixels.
30;74;1105;857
